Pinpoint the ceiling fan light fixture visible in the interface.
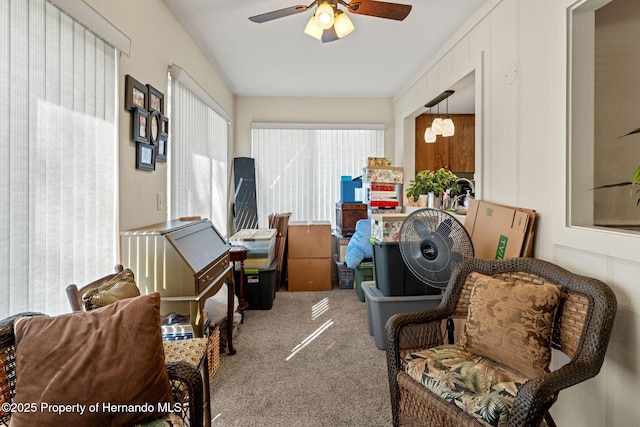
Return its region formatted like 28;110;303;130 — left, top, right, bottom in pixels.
304;16;323;40
315;2;335;30
334;11;354;38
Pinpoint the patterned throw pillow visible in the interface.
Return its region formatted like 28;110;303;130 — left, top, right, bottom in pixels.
82;268;140;310
459;272;562;378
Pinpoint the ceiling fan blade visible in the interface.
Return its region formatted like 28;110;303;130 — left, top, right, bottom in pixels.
249;5;311;23
347;0;412;21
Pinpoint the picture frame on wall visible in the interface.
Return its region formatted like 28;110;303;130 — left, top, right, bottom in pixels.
136;142;156;171
156;134;167;163
125;75;147;111
148;111;161;145
133;108;149;143
161;115;169;139
147;84;164;114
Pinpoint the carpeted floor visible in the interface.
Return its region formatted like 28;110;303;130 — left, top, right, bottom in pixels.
210;286;392;427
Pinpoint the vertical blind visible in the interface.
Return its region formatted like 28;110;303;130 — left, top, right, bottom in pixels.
0;0;118;317
169;74;229;236
251;125;384;228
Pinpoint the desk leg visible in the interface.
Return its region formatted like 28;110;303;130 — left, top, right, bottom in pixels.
226;274;236;355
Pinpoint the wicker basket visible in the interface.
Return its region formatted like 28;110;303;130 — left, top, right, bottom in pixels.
163;326;220;385
208;325;220;383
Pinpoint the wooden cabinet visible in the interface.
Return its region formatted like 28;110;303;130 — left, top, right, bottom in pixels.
415;114;475;173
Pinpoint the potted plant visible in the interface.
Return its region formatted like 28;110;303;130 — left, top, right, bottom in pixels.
406;168;460;207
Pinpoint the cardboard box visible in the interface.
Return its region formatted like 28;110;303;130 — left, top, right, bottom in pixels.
288;221;332;259
464;200;531;259
287;258;332;291
370;213;408;242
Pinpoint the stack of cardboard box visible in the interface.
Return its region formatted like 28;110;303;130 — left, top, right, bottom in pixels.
287;221;332;291
464;199;537;259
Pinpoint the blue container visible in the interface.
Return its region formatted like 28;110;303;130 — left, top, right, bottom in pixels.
340;177;362;203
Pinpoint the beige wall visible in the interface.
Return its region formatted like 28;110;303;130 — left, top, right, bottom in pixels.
394;0;640;425
84;0;234;231
234;96;394;159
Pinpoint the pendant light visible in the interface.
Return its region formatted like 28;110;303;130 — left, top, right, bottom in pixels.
441;98;455;137
431;103;444;135
424;126;437;143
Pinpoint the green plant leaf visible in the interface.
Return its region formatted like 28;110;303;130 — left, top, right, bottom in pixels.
619;128;640;138
592;181;633;190
632;166;640;186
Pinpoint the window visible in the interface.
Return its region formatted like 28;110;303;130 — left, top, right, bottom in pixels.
251;124;384;228
570;0;640;232
0;0;119;317
563;0;640;264
168;65;230;236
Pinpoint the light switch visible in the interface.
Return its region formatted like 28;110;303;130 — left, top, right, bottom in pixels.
157;192;164;211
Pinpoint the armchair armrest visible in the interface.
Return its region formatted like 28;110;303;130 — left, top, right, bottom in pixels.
509;360;604;427
165;361;204;427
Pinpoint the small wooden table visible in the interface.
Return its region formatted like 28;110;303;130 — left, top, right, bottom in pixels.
229;245;249;312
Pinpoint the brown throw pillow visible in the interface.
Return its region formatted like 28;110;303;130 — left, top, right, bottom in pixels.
459;272;562;378
82;268;140;310
11;293;173;427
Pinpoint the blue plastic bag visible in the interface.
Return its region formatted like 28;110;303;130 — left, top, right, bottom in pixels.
344;219;373;269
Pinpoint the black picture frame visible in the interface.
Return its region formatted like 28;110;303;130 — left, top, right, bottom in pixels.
136;142;156;171
125;75;147;111
147;84;164;114
161;115;169;139
133;108;149;143
148;111;161;145
156;134;168;163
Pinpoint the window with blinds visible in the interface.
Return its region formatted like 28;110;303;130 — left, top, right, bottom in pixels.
0;0;119;317
251;125;384;228
169;66;230;236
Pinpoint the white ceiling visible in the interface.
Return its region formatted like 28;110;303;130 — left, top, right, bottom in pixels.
163;0;485;104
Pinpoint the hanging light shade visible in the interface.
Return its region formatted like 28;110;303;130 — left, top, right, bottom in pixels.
431;117;444;135
441;98;455;137
442;118;455;137
424;127;437;143
315;2;335;30
304;16;323;40
333;11;354;38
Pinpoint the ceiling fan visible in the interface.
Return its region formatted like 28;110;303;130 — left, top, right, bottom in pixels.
249;0;412;43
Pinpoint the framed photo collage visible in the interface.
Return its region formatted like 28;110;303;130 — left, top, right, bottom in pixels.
125;75;169;171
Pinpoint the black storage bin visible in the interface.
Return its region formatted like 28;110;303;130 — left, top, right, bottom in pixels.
371;240;441;296
244;258;278;310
